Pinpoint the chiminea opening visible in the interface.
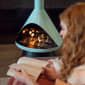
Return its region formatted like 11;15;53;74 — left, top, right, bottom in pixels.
16;23;57;49
15;0;63;57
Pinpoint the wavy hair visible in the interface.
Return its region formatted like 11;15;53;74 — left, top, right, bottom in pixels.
59;2;85;81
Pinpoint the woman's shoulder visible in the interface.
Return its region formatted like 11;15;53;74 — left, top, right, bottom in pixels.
67;64;85;85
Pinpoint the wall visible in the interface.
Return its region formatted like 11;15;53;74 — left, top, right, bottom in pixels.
0;0;85;9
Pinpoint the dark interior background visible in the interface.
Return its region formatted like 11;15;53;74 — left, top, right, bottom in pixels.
0;0;85;43
0;0;85;9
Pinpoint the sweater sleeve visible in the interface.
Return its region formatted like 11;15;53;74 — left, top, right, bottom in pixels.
52;57;63;75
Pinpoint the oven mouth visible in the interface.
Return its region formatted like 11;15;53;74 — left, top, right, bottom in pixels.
16;23;57;49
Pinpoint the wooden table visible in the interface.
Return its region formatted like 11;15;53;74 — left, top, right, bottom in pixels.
0;77;9;85
0;44;22;77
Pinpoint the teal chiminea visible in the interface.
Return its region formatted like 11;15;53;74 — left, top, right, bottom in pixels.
15;0;63;57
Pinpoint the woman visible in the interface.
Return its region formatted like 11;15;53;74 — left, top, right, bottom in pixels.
8;2;85;85
44;2;85;84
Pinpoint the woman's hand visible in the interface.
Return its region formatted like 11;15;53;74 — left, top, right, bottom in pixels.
8;63;38;85
55;79;69;85
43;59;62;81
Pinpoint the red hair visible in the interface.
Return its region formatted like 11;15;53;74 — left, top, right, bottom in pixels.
59;2;85;81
